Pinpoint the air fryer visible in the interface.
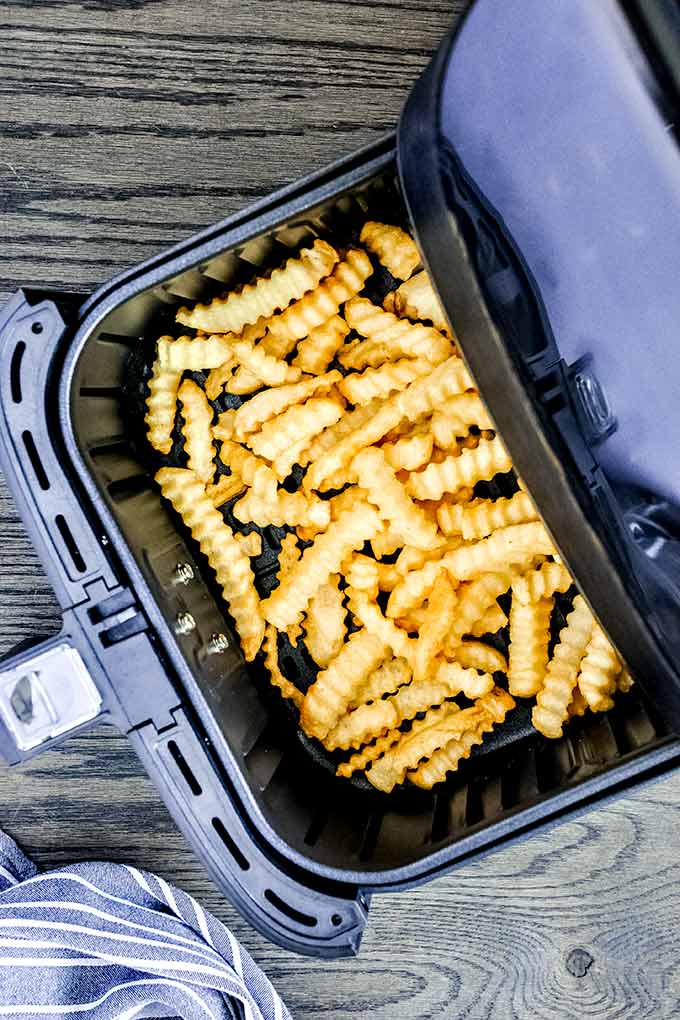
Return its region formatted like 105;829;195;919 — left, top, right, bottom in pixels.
0;0;678;957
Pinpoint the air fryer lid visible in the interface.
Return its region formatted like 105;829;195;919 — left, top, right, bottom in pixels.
397;0;680;727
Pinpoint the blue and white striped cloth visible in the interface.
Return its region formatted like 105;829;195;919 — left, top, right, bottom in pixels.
0;831;290;1020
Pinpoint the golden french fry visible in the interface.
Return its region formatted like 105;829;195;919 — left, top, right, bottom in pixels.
218;439;268;485
286;621;304;646
292;315;350;375
263;624;304;709
352;655;412;708
303;356;471;492
406;436;512;500
347;588;414;663
248;397;345;480
341;298;451;370
232;370;342;440
396;607;430;633
443;572;512;652
225;365;265;396
434;659;495;699
383;430;434;472
407;687;515;789
359;221;420;280
262;502;382;629
205;474;247;507
351;446;440;551
568;687;589;718
300;629;389;741
145;342;181;454
178;379;216;483
234;530;263;558
155;468;264;660
468;603;508;637
267;249;373;344
297;399;382;468
512;560;574;604
337;727;403;779
277;532;301;578
451;640;508;675
577;624;622;712
386;559;447;620
158;321;265;372
339;357;436;406
230;336;302;387
370;526;404;559
304;574;347;669
214;408;237;441
205;357;236;400
375;560;402;592
532;595;595;738
327;485;368;520
508;596;553;697
412;573;457;684
430;397;494;448
435;489;476;536
443;523;556;581
234;464;331;530
617;667;634;693
345;554;380;601
390;270;450;333
176;239;339;333
456;491;539;541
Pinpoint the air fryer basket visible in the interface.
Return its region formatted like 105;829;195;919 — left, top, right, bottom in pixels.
67;150;673;872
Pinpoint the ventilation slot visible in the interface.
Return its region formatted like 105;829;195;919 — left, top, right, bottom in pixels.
358;812;383;863
212;818;250;872
99;613;147;647
465;779;484;827
54;514;86;573
10;342;25;403
80;386;123;399
107;474;151;503
22;430;49;490
264;888;317;928
167;740;202;796
88;588;135;624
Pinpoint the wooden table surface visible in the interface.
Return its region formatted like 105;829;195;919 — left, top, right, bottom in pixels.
2;2;680;1017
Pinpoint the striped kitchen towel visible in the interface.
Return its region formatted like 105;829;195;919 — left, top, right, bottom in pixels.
0;830;290;1020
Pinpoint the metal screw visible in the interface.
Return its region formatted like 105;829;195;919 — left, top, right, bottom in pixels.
207;632;229;654
174;612;196;636
172;562;195;586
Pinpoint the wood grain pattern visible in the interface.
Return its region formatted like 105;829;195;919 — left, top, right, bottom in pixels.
1;2;680;1018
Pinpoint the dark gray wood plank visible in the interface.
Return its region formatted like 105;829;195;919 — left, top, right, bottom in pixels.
1;2;679;1018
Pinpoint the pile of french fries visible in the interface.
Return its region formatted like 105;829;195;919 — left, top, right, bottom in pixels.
145;220;633;793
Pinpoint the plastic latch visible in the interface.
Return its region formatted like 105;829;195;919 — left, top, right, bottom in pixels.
569;356;617;446
0;643;102;751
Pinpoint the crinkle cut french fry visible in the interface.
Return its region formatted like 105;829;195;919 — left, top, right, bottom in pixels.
263;624;304;709
230;337;302;387
262;502;382;630
375;560;402;592
292;315;350;375
412;573;457;684
248;397;344;479
383;430;434;473
341;298;451;370
234;530;263;558
178;379;216;483
214;408;237;442
345;554;380;601
298;399;382;469
326;661;494;751
442;523;556;581
176;239;339;333
435;659;494;699
336;727;403;778
155;468;264;660
568;687;589;718
304;356;471;492
430;397;494;448
577;624;622;712
347;588;414;663
267;249;373;344
301;629;389;741
389;270;450;333
370;526;404;559
158;321;265;372
451;640;508;675
532;595;595;739
508;596;553;697
205;474;246;507
145;341;181;454
513;560;574;604
304;574;347;669
339;357;436;406
617;667;634;693
234;464;331;530
232;370;342;440
276;532;301;579
407;688;515;789
351;446;440;551
359;221;420;280
435;491;475;536
218;439;269;485
205;357;236;401
406;436;513;500
468;603;508;637
351;655;412;709
386;559;446;620
443;572;512;652
457;491;539;541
